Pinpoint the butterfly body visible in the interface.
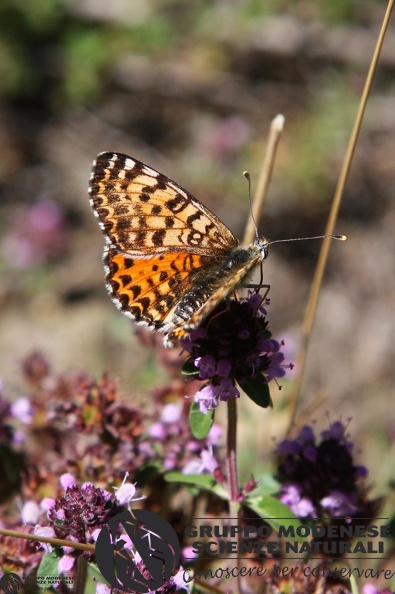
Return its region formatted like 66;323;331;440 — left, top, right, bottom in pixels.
89;152;269;346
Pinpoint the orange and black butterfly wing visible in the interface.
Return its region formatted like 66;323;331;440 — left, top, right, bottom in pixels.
89;152;238;256
89;152;256;343
104;246;214;333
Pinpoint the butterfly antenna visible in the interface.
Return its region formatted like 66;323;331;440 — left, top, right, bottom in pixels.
243;171;259;240
268;234;347;246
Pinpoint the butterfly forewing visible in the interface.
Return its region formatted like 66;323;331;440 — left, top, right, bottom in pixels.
89;152;238;257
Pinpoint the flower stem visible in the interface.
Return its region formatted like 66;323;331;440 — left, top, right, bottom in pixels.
75;556;88;594
226;397;243;594
226;397;239;503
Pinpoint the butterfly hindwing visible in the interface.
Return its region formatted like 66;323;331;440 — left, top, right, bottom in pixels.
104;245;213;331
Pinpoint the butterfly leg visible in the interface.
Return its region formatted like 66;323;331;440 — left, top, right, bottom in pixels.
240;262;270;293
242;282;271;298
204;296;233;332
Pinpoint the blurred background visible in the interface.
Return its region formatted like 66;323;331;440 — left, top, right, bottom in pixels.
0;0;394;494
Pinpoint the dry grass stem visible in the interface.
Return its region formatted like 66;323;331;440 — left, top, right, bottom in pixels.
0;527;95;552
287;0;395;425
243;114;285;245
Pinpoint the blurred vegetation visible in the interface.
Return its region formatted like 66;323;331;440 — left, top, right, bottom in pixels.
0;0;374;108
0;0;175;107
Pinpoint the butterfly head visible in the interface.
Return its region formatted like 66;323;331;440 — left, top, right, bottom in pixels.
251;237;269;260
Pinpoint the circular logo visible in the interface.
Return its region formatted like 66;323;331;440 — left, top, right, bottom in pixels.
0;573;22;594
95;510;181;593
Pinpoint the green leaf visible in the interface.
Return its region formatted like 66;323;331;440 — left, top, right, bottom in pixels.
133;462;162;486
246;474;281;497
36;551;61;589
349;574;359;594
246;495;304;539
239;376;273;408
189;400;214;439
86;563;110;594
181;359;199;376
164;472;228;500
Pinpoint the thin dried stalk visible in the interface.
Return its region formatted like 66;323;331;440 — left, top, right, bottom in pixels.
243;114;285;245
0;527;94;552
288;0;395;424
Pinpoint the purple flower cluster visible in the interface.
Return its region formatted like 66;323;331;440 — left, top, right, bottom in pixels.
2;200;68;269
181;293;292;413
0;386;33;446
15;352;153;487
35;474;149;583
276;422;370;519
194;115;250;163
148;402;222;474
38;474;119;554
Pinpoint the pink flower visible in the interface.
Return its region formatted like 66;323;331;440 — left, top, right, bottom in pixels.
60;474;77;490
21;501;40;524
194;385;219;414
34;526;55;552
40;498;56;511
10;396;32;424
58;554;75;573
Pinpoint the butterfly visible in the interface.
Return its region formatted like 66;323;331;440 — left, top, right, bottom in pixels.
89;152;269;347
